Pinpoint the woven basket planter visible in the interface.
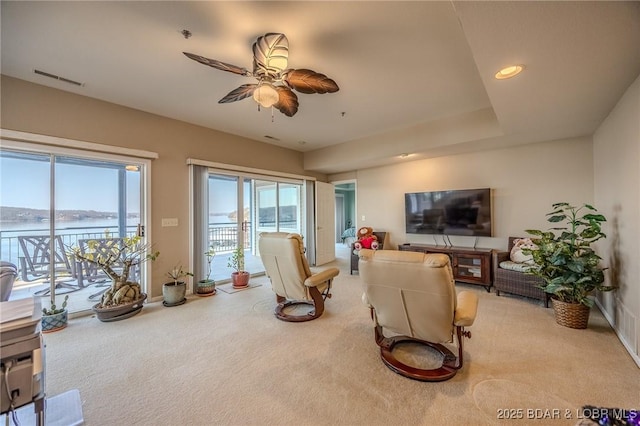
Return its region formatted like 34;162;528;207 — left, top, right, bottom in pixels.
551;298;590;329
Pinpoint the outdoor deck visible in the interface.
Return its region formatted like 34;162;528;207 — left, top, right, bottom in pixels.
1;223;265;314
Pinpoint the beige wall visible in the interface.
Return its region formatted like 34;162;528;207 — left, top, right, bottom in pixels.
331;136;594;251
594;74;640;362
1;76;325;298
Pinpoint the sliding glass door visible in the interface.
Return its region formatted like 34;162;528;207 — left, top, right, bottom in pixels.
0;147;147;314
198;171;304;283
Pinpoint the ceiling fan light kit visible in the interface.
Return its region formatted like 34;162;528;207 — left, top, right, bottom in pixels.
253;82;279;108
184;33;339;117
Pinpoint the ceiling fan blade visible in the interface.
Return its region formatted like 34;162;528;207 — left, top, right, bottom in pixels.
218;84;258;104
183;52;251;77
283;69;339;94
252;33;289;79
274;86;299;117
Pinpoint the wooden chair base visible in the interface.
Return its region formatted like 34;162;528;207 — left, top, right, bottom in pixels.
274;286;325;322
374;324;467;382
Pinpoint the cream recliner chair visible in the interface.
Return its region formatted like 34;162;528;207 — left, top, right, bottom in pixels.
258;232;339;322
359;249;478;381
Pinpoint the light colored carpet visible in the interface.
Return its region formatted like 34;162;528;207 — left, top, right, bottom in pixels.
42;249;639;425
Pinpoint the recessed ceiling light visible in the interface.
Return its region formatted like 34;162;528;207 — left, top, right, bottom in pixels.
495;65;524;80
399;153;411;158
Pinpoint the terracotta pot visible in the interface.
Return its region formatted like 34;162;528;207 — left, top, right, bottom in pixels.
92;293;147;322
231;271;250;288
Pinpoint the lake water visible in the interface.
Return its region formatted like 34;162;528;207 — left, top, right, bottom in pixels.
0;218;140;265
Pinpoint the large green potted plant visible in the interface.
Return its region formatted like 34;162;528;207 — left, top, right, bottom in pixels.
70;235;159;322
524;202;615;329
227;245;249;289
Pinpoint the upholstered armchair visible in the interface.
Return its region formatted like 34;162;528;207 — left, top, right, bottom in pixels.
350;229;389;274
493;237;549;307
258;232;340;322
359;249;478;381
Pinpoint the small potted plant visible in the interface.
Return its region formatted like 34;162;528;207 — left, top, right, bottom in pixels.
227;245;249;289
524;202;615;329
41;294;69;333
163;264;193;306
196;247;216;296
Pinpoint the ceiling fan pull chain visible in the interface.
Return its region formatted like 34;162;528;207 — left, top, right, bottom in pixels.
271;107;275;123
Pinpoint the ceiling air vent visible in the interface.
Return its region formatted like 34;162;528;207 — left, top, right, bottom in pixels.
34;69;84;87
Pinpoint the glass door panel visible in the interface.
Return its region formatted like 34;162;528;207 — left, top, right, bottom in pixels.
208;173;239;282
54;156;142;313
255;180;278;233
0;150;52;303
279;183;301;233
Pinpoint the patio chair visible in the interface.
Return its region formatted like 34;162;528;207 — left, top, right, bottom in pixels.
17;235;81;295
75;237;140;301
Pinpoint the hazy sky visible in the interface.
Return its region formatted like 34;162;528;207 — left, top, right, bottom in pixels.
1;155;140;212
1;153;299;219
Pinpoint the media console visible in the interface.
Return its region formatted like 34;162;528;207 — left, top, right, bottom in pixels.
398;243;493;291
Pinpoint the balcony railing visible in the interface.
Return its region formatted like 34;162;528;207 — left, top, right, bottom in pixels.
1;220;298;285
0;222;260;274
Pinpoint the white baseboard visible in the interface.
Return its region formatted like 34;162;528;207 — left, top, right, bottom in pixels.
595;299;640;368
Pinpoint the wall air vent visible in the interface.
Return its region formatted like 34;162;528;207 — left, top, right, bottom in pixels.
34;69;84;87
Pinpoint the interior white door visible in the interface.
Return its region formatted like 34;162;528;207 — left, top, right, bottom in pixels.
315;181;336;265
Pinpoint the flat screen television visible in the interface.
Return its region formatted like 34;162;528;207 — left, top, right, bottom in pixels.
405;188;492;236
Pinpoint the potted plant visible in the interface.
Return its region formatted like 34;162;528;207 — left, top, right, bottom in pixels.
196;247;216;296
70;235;159;322
163;264;193;306
524;202;615;329
227;245;249;289
41;294;69;333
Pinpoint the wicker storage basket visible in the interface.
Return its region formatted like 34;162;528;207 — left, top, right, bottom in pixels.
551;298;590;329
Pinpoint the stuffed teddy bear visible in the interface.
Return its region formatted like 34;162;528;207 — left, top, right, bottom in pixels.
510;237;538;264
353;226;379;251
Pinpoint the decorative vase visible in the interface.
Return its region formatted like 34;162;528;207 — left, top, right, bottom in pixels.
163;281;187;306
231;271;250;289
41;310;67;333
551;298;590;329
196;279;216;296
93;293;147;322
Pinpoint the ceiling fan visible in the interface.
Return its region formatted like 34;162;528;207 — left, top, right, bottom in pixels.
183;33;339;117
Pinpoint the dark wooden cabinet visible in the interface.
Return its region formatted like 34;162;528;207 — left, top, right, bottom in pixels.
398;243;493;291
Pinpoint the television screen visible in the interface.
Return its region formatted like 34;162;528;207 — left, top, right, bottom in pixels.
405;188;492;236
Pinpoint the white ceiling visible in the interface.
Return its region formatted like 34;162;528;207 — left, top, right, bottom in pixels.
2;1;639;174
